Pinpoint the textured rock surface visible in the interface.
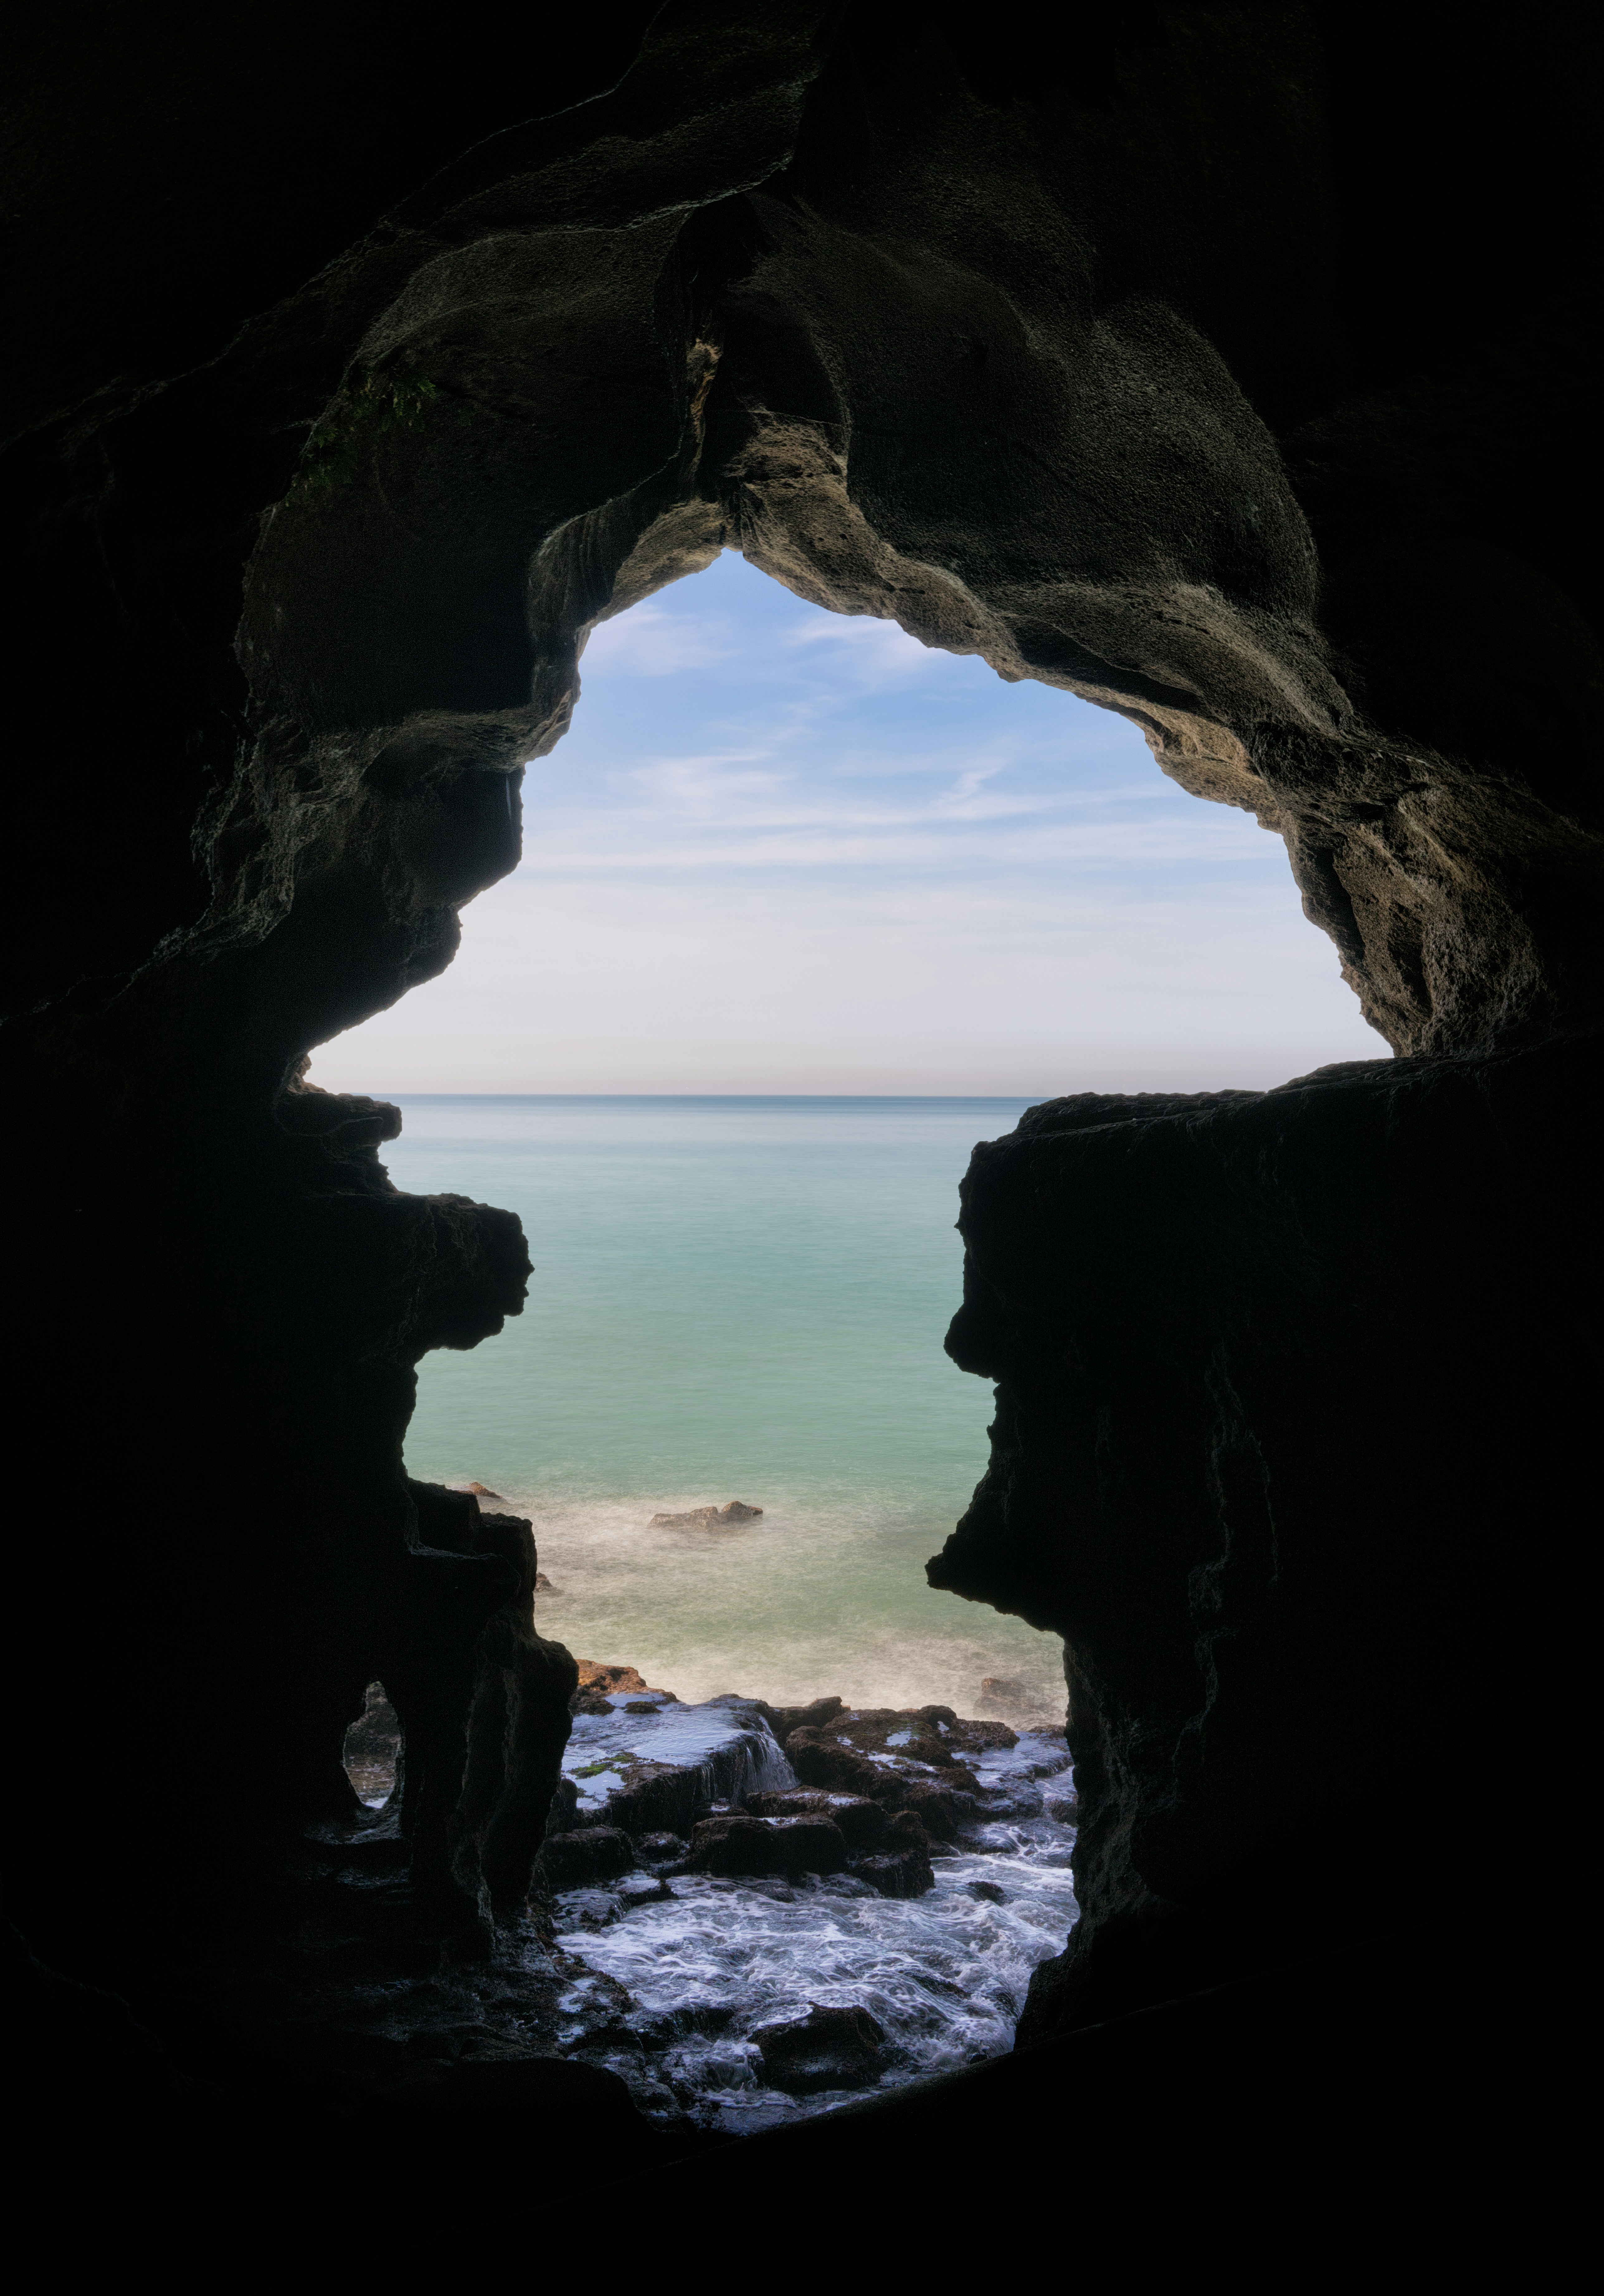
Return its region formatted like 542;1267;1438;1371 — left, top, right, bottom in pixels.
931;1040;1598;2032
2;0;1595;2275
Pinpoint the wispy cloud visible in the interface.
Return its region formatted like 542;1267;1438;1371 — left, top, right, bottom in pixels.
323;549;1383;1092
580;600;739;676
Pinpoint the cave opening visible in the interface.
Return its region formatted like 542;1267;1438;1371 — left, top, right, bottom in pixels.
310;544;1385;2128
8;0;1591;2267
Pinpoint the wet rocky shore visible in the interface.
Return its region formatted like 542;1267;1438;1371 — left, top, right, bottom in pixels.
341;1663;1078;2128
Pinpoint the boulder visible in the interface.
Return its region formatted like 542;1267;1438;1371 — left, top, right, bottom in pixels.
784;1730;897;1801
899;1782;978;1842
787;1704;1003;1779
755;1695;845;1742
745;1789;890;1850
536;1827;636;1890
856;1845;935;1899
855;1811;936;1898
568;1660;677;1718
688;1814;848;1877
755;2004;887;2094
575;1662;649;1693
635;1831;687;1863
466;1482;504;1500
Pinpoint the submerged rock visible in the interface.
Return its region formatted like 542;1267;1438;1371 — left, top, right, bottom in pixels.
616;1874;675;1909
755;2004;887;2094
648;1500;764;1527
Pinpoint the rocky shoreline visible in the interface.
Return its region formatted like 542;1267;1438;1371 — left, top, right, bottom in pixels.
342;1659;1076;2124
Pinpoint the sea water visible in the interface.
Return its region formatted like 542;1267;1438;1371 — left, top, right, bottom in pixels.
549;1719;1079;2131
382;1094;1065;1717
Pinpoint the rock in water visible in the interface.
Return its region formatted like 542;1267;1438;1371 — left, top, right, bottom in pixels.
466;1481;504;1500
689;1813;848;1877
535;1827;636;1890
976;1676;1030;1718
616;1874;675;1908
755;1695;845;1741
755;2004;887;2094
856;1811;937;1898
745;1788;890;1850
569;1659;677;1716
647;1500;763;1527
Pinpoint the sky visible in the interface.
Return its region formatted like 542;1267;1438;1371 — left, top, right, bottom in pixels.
317;549;1384;1096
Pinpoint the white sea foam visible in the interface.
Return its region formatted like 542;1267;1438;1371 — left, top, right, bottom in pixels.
546;1728;1078;2129
491;1482;1067;1717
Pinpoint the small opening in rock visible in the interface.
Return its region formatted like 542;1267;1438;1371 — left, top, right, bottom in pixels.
342;1680;400;1809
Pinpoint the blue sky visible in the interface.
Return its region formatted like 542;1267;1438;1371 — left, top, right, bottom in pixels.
320;549;1383;1094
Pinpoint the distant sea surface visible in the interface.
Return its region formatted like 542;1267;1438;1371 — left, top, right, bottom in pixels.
382;1096;1065;1717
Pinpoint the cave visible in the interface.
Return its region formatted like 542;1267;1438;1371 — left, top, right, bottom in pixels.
5;2;1594;2280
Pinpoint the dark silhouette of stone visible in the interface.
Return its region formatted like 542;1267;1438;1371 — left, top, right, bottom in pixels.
754;1694;846;1741
635;1831;689;1863
755;2003;887;2094
898;1783;978;1843
745;1789;891;1850
536;1826;636;1892
856;1813;937;1899
688;1813;849;1877
785;1730;893;1800
931;1043;1597;2034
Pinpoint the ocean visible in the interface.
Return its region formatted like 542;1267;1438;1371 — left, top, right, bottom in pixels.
381;1095;1065;1718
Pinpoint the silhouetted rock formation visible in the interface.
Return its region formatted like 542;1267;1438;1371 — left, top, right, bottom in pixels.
2;0;1594;2278
931;1042;1598;2033
755;2002;886;2093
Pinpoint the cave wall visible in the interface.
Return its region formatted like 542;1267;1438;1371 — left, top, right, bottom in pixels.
932;1041;1598;2034
3;0;1599;2073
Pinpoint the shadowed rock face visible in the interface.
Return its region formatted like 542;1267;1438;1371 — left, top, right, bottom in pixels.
931;1043;1598;2033
1;1;1597;2257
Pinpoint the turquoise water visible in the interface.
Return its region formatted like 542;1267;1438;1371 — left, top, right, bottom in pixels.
385;1096;1065;1715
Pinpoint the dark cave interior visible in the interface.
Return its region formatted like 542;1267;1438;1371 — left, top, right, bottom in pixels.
3;1;1596;2280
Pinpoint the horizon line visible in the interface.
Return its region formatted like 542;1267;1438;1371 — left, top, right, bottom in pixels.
358;1089;1062;1101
